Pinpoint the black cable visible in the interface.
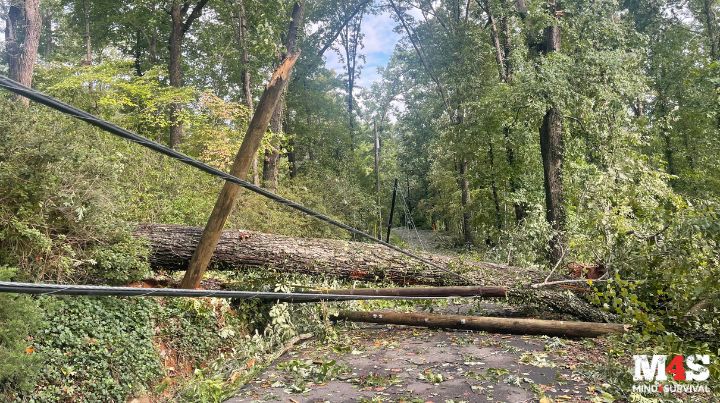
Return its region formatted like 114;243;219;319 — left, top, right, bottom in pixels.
0;281;451;302
0;75;469;284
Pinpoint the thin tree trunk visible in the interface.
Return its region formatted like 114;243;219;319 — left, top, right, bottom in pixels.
663;130;675;176
134;30;143;76
287;137;297;178
374;122;382;238
459;158;473;246
481;0;507;82
5;0;42;107
701;0;720;128
488;141;502;231
41;6;53;59
262;101;282;192
82;0;92;65
500;2;527;223
234;0;260;184
168;2;184;149
166;0;209;149
232;0;253;109
539;3;566;264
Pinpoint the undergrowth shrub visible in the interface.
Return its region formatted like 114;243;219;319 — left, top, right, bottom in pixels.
0;267;43;400
0;100;149;284
30;296;162;402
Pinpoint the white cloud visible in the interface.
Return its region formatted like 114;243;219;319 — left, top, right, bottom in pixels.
323;10;401;89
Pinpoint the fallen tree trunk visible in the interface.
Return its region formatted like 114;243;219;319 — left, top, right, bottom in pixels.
136;224;468;286
334;310;629;338
135;224;614;323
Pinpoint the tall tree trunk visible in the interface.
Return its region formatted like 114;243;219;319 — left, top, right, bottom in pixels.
339;12;363;149
134;30;144;76
166;0;209;149
483;0;526;223
5;0;41;107
261;1;304;191
483;0;507;82
539;2;566;265
540;107;566;263
182;2;304;289
168;2;184;149
41;6;53;59
488;141;502;231
374;122;382;238
230;0;259;184
82;0;92;65
459;158;473;246
702;0;719;61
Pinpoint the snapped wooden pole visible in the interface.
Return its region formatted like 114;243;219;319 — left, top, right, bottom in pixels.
334;310;629;338
180;52;300;289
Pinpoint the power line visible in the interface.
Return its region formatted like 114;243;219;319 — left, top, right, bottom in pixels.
0;75;469;285
0;281;449;302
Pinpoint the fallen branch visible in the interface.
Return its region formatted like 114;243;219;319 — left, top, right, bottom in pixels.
334;310;629;338
311;285;508;298
531;278;608;288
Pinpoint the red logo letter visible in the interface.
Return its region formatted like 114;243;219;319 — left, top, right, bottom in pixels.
665;355;686;381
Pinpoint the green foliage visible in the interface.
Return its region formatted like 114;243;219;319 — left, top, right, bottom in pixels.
0;267;43;399
30;296;162;402
0;100;150;283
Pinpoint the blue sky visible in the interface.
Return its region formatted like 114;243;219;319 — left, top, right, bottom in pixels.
323;10;401;88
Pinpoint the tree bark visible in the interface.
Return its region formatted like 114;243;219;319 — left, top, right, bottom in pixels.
139;224;613;322
459;158;473;245
167;0;209;149
180;53;300;289
540;107;566;263
333;310;628;337
5;0;41;107
139;223;456;286
539;2;566;264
